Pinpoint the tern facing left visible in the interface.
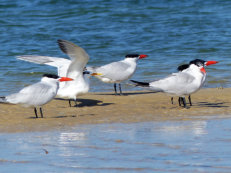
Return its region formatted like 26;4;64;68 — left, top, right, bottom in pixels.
0;74;73;118
131;59;218;108
89;54;148;95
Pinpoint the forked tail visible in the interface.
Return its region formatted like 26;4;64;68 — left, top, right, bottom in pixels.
130;80;150;87
0;97;6;103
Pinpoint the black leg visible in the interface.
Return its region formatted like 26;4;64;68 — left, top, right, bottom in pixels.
74;99;78;107
188;95;192;106
40;107;43;118
114;83;118;95
119;84;123;95
34;107;38;118
69;99;72;107
171;97;174;104
178;97;182;106
182;97;187;108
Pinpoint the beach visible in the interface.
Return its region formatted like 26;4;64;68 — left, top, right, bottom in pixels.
0;88;229;133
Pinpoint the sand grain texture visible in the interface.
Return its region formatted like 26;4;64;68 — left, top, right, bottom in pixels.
0;88;230;133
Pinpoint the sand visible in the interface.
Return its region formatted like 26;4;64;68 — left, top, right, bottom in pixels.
0;88;230;133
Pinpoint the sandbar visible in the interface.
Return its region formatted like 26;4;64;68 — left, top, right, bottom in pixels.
0;88;230;133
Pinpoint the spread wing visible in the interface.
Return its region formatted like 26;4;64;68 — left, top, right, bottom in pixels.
57;40;89;78
17;55;70;77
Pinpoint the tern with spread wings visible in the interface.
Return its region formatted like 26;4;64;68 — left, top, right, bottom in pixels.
17;40;90;107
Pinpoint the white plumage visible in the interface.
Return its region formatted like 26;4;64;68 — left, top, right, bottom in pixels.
88;54;147;95
0;74;73;118
17;40;90;107
131;59;218;108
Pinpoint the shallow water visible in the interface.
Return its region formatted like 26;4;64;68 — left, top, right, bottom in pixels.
0;0;230;95
1;117;231;172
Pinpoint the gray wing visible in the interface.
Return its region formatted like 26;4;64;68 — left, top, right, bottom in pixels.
150;72;196;92
17;55;70;77
6;82;57;106
57;40;89;78
91;61;131;81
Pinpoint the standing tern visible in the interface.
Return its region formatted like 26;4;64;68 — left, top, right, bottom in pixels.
0;74;73;118
131;59;218;108
17;39;90;107
88;54;148;95
171;59;218;106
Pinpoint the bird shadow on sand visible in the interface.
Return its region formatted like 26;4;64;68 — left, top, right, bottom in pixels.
195;102;229;108
52;114;95;119
96;91;158;96
27;116;40;119
55;98;113;107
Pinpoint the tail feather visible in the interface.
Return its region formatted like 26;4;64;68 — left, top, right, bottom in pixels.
0;96;6;103
130;80;150;87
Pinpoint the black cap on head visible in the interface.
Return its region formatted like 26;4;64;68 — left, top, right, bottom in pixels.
43;74;59;79
125;54;139;58
189;59;206;67
177;64;190;71
83;71;90;75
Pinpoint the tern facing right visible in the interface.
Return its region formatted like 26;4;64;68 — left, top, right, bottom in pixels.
171;59;218;106
89;54;148;95
0;74;73;118
17;40;90;107
131;59;218;108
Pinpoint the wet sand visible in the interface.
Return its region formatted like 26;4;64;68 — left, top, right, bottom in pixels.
0;88;230;133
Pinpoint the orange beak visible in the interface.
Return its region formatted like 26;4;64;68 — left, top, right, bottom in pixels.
200;67;206;74
205;61;218;66
139;54;148;59
59;77;73;82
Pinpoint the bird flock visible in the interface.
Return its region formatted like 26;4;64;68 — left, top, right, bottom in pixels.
0;39;218;118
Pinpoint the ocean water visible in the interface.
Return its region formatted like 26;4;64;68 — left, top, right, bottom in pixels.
1;1;231;172
1;117;231;172
0;0;230;95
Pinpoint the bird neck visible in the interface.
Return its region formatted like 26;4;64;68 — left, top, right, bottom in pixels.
41;77;59;87
123;58;138;66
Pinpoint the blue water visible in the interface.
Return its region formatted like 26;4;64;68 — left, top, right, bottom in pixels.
1;2;231;172
0;0;230;95
1;117;231;172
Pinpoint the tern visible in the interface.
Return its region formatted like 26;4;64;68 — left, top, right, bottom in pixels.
171;59;218;106
17;39;90;107
0;74;73;118
131;59;218;108
88;54;148;95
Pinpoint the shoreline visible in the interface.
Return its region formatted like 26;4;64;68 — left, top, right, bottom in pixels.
0;88;230;133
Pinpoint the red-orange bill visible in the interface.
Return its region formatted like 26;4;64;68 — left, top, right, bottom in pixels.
139;54;148;59
200;67;206;73
59;77;73;82
205;61;219;66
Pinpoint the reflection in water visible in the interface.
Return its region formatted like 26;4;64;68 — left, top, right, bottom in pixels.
1;119;231;172
59;132;86;144
191;121;208;136
158;120;208;136
58;132;87;158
